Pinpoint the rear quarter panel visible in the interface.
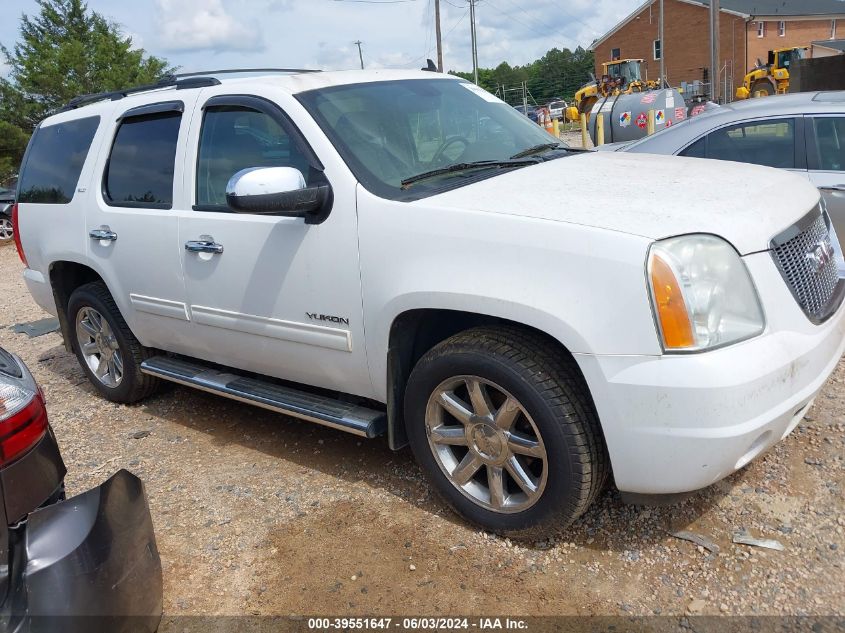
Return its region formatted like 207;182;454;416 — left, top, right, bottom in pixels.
17;106;113;299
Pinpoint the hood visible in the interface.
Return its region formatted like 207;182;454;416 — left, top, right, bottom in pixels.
426;151;820;255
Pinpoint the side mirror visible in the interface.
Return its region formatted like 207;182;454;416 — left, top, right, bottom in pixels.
225;167;332;224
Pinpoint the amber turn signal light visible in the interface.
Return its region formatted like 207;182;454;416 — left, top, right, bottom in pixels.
650;253;694;349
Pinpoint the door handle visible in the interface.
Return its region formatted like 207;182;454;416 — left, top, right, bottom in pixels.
820;184;845;193
185;239;224;254
89;228;117;241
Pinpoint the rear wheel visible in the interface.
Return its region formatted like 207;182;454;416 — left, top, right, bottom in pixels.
404;326;608;538
752;80;775;97
68;282;160;404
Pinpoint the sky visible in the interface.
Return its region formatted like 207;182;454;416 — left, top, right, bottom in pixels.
0;0;645;77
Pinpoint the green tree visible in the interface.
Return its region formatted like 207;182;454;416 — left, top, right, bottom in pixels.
0;0;173;181
450;46;594;106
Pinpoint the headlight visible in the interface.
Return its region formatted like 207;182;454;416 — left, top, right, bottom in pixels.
647;235;765;352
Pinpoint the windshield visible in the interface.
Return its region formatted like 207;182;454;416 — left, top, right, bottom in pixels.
549;101;566;109
296;79;562;200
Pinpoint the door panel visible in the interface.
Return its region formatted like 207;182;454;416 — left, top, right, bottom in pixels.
177;92;373;398
86;97;196;351
811;176;845;240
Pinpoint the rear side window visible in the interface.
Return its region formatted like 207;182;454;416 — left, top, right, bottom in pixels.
701;119;796;169
679;137;706;158
18;116;100;204
810;117;845;171
104;112;181;208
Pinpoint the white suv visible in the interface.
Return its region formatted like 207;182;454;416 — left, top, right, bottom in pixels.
12;69;845;536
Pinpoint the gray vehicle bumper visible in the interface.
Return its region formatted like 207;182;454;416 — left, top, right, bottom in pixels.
12;469;162;633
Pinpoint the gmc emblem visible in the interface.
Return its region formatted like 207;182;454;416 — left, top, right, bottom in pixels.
806;239;835;274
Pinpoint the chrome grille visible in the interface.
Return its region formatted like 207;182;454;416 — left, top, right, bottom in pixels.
770;212;841;322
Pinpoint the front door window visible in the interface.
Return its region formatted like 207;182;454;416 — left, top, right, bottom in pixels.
196;106;311;210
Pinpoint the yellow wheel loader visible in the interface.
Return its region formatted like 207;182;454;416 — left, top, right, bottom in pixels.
736;47;808;99
566;59;660;121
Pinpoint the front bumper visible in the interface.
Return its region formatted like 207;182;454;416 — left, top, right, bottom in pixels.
576;252;845;495
8;469;162;633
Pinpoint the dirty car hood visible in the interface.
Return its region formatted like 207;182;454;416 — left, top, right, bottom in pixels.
426;151;821;255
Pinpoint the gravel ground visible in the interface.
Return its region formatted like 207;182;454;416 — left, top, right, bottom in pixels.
560;129;593;149
0;242;843;619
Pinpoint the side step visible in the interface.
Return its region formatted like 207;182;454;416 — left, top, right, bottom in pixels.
140;356;386;438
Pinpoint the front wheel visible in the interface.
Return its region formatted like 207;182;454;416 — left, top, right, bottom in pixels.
404;327;608;538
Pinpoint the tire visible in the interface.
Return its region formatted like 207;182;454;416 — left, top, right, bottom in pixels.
0;216;13;243
404;326;609;538
752;80;775;97
67;281;160;404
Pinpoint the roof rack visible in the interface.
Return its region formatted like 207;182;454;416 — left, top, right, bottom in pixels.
57;67;321;112
172;68;321;78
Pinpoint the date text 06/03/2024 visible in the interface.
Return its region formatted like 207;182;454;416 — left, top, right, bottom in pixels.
306;617;528;630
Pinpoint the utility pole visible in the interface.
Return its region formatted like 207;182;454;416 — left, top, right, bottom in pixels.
469;0;479;85
709;0;720;101
354;40;364;70
659;0;665;87
434;0;443;72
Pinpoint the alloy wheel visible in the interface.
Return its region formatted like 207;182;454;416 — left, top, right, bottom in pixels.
0;218;12;241
76;307;123;388
425;375;548;513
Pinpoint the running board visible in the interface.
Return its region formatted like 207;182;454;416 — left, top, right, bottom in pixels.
140;356;386;438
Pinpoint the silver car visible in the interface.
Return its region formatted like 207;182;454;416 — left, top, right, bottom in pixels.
548;100;568;121
604;92;845;238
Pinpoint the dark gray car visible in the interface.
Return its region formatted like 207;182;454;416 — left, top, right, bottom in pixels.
602;91;845;239
0;345;162;632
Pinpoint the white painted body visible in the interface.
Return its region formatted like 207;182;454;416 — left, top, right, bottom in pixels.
17;70;845;495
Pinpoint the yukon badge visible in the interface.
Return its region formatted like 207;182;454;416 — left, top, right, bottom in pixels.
307;312;350;326
806;239;835;274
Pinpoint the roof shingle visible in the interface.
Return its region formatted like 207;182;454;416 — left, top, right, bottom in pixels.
691;0;845;17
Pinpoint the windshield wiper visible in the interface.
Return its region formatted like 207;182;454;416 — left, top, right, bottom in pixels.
400;159;538;189
510;143;565;159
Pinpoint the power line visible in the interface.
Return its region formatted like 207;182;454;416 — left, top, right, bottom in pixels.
330;0;418;4
443;6;469;40
422;0;434;65
482;0;561;44
497;0;601;41
387;6;467;69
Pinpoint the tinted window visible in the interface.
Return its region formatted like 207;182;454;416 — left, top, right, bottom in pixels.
105;112;181;206
810;117;845;171
679;137;706;158
704;119;795;169
18;116;100;204
196;106;310;208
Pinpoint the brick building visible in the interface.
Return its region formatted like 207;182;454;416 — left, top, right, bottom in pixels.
591;0;845;101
